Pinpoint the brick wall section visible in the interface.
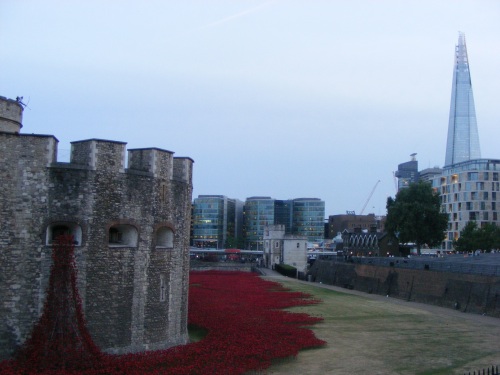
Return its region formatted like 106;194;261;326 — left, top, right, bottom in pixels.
310;260;500;317
0;129;193;359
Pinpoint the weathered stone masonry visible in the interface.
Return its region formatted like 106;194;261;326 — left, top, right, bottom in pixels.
309;259;500;317
0;96;194;359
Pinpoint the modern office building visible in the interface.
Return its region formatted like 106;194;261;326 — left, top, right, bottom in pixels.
433;160;500;249
434;33;498;249
419;167;443;184
395;153;419;190
274;199;293;233
292;198;325;243
243;197;276;250
243;197;325;249
444;32;481;166
191;195;243;249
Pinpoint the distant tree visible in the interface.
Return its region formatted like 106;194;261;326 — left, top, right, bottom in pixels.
454;221;500;252
479;223;500;251
386;181;448;255
453;221;478;252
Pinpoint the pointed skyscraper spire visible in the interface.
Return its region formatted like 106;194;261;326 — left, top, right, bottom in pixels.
444;32;481;166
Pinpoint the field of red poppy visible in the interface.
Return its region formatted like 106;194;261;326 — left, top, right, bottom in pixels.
0;270;326;374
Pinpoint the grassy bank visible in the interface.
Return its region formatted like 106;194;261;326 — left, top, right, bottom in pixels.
264;278;500;375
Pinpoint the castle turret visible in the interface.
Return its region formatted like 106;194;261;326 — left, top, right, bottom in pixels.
0;96;23;133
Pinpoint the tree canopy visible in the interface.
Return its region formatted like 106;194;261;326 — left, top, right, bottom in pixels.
453;221;500;252
385;181;448;255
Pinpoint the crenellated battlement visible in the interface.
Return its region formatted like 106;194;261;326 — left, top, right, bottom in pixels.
70;139;127;173
61;141;193;183
128;148;174;179
173;157;194;184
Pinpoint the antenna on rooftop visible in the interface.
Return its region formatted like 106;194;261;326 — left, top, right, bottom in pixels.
16;96;30;110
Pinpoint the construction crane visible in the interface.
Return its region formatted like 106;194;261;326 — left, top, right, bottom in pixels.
360;180;380;215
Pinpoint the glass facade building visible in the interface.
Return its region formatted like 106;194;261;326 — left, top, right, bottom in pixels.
274;199;293;233
243;197;326;249
292;198;325;242
395;154;419;191
444;32;481;166
192;195;242;249
429;34;496;250
243;197;275;250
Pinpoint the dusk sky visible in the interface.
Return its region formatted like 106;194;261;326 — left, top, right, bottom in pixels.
2;1;499;217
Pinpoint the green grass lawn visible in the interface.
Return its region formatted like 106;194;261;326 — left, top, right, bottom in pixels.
264;279;500;375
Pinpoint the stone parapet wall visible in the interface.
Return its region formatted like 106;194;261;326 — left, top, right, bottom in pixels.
309;259;500;317
128;148;174;179
190;262;255;272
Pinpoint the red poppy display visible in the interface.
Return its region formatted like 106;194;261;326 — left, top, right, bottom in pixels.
1;255;326;374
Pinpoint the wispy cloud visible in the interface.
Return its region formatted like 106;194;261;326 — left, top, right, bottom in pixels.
198;0;277;31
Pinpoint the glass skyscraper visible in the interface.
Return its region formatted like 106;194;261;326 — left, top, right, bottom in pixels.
395;33;497;250
429;33;499;250
444;32;481;166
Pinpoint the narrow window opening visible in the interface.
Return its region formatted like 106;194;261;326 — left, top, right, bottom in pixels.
108;224;138;247
160;274;166;302
46;223;82;246
109;227;122;244
156;226;174;248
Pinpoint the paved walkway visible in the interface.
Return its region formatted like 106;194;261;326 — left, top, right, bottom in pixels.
255;267;282;277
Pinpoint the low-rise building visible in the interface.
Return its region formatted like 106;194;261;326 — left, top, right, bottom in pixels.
341;227;400;257
263;225;308;273
327;213;384;239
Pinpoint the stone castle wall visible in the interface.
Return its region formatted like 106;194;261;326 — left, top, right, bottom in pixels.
309;259;500;317
0;99;193;359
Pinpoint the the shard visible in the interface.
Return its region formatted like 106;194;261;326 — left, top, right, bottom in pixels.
444;32;481;166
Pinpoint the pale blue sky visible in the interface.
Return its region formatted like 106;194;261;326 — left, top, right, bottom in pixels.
2;1;499;216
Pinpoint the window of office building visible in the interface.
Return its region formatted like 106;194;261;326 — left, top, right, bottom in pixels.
468;172;478;181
